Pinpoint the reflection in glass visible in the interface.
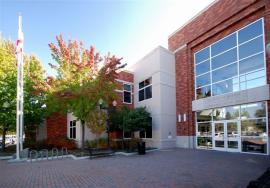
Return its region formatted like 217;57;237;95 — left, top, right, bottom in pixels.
212;77;239;96
212;48;237;69
195;47;210;63
211;33;236;56
197;137;212;148
196;110;212;122
239;53;264;74
241;102;266;119
124;84;131;91
242;137;267;154
228;141;238;149
239;36;264;59
241;119;266;136
213;106;240;120
139;89;144;101
196;60;210;75
145;86;152;99
197;123;212;136
238;20;262;44
240;69;265;90
196;86;211;99
212;63;237;83
227;122;238;138
196;73;210;88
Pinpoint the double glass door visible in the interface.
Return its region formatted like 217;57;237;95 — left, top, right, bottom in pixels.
213;121;240;152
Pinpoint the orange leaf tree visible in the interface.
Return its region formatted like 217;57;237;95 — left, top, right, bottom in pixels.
46;35;126;148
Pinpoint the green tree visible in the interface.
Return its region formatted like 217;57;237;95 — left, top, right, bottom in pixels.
117;107;151;138
46;35;126;148
0;37;46;151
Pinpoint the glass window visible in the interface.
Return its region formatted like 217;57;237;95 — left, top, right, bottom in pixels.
239;36;264;59
196;86;211;99
211;33;236;56
196;110;212;122
69;120;76;139
197;137;212;148
241;102;266;119
138;77;152;102
213;106;240;120
145;86;152;99
139;81;144;89
197;122;212;137
196;73;210;88
241;119;266;136
212;77;239;96
139;89;144;101
240;69;265;90
238;20;263;44
212;63;237;83
195;47;210;63
196;60;210;75
239;53;264;74
123;91;131;103
123;84;131;91
242;137;267;154
211;48;237;69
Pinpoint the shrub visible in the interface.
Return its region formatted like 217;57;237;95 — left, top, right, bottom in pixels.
47;137;76;150
85;137;108;148
24;139;48;150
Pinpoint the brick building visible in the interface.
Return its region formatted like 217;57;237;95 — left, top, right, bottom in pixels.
40;0;270;154
169;0;270;154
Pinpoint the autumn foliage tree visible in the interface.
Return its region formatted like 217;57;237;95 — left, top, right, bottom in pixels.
45;35;126;148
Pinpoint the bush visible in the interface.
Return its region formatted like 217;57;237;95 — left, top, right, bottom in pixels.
86;137;108;148
24;139;48;150
47;137;76;150
124;138;140;152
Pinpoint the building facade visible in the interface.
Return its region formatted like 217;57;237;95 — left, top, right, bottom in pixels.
169;0;270;154
41;0;270;154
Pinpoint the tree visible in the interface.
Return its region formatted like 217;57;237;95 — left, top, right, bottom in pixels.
45;35;126;148
0;37;46;151
117;107;151;138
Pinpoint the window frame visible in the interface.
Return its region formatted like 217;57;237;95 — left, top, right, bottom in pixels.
69;120;76;139
138;77;152;102
123;83;132;104
194;18;266;100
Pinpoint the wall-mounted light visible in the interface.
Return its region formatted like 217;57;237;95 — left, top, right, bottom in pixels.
178;114;181;122
183;113;187;122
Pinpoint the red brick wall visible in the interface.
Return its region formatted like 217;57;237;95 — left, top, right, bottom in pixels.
169;0;270;136
46;113;67;139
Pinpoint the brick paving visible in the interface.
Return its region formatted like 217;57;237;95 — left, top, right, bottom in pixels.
0;148;269;188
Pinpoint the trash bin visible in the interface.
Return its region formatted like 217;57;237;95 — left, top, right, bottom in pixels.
137;141;145;155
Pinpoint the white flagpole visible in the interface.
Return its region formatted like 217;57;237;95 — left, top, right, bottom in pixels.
16;14;24;159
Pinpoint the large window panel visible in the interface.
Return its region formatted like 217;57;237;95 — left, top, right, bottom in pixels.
242;137;267;154
213;106;240;120
196;86;211;99
239;53;264;74
240;69;265;90
145;86;152;99
197;137;212;148
196;73;210;88
196;60;210;75
239;36;264;59
197;110;212;122
211;33;236;56
197;122;212;137
212;63;237;83
212;77;239;96
212;48;237;69
238;20;263;44
241;119;266;136
241;102;266;119
139;89;144;101
195;47;210;63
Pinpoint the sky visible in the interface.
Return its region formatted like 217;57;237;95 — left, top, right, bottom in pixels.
0;0;215;76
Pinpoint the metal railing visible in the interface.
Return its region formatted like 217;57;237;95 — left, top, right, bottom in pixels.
29;147;68;163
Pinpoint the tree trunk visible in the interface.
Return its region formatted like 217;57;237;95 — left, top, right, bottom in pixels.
81;120;85;150
1;127;7;152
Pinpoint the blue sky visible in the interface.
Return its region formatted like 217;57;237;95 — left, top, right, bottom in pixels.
0;0;214;76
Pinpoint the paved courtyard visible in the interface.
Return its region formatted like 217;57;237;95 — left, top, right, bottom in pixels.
0;148;269;188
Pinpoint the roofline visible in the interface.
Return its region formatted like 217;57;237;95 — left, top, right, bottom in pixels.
168;0;219;39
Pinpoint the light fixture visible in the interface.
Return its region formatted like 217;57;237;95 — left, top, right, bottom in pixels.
112;100;117;107
98;98;103;105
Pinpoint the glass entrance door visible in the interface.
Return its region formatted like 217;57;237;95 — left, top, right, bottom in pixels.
213;121;240;152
